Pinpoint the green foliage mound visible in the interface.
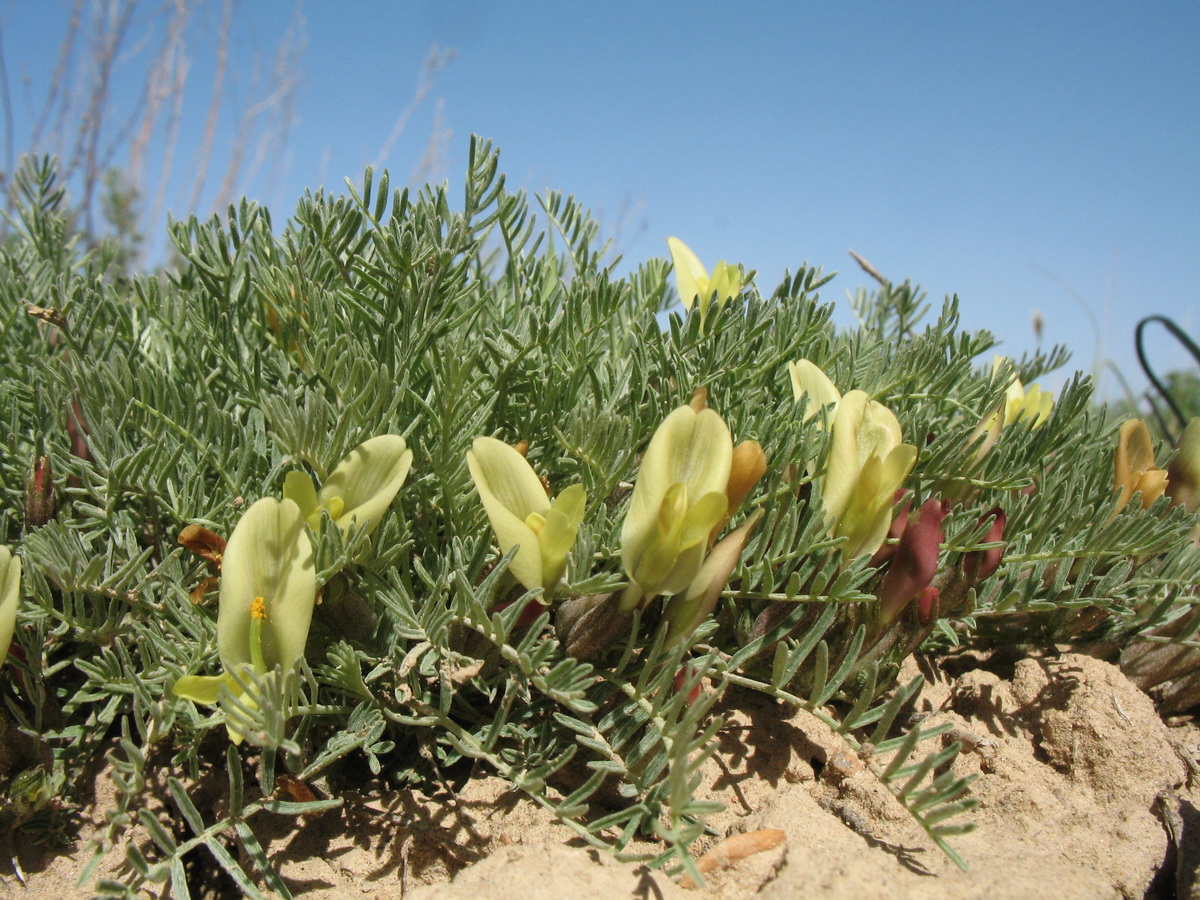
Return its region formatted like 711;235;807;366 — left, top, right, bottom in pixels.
1;140;1198;896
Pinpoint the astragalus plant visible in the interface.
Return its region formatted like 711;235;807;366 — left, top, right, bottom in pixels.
1;142;1198;896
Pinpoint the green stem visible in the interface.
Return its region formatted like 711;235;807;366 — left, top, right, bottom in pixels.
130;397;238;495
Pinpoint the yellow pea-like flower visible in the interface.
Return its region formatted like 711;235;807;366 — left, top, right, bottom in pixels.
467;437;586;595
788;359;841;423
667;237;743;325
1113;419;1169;515
173;497;316;744
621;402;733;610
972;357;1054;461
284;435;412;536
0;546;22;670
823;390;918;564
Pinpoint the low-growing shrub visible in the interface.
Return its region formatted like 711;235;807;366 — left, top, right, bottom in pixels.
1;141;1198;894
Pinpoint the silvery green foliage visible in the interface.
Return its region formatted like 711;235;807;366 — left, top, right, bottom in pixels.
1;141;1198;895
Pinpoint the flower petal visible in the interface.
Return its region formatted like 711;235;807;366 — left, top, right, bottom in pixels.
218;497;316;672
622;405;733;583
706;260;742;317
0;547;21;668
882;443;919;492
1137;468;1170;509
788;360;841;417
667;237;708;312
633;484;691;591
836;455;889;560
1025;384;1054;427
839;445;918;556
679;490;729;549
655;541;711;599
823;390;869;524
468;438;550;590
1116;419;1155;490
648;407;733;501
468;438;551;519
283;470;321;530
539;483;586;588
858;398;903;461
1002;378;1026;426
321;435;413;535
173;671;236;705
825;392;916;562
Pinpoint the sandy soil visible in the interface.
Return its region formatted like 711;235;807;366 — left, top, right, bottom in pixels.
7;649;1200;899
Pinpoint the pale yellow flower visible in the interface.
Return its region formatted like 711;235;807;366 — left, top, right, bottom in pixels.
666;237;743;324
284;435;412;536
1113;419;1169;514
823;390;918;563
972;357;1053;460
0;546;22;669
173;497;316;743
621;402;733;610
788;359;841;422
467;437;586;594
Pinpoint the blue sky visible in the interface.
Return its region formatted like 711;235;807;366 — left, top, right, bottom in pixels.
4;1;1198;399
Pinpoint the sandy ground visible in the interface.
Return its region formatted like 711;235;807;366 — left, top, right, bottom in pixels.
6;650;1199;899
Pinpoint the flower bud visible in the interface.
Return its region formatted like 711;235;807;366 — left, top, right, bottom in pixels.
725;441;767;512
879;498;946;623
867;491;911;569
67;400;91;463
788;359;841;422
916;586;940;626
712;440;767;541
964;507;1006;582
24;456;55;529
674;664;703;705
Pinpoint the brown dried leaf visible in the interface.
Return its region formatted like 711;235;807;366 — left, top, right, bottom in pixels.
189;576;220;604
179;524;227;567
275;774;317;804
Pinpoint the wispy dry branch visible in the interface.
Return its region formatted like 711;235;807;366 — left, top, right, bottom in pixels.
7;0;309;258
136;0;192;234
0;22;14;189
373;44;457;174
188;0;231;211
410;97;453;186
70;0;138;235
28;0;85;153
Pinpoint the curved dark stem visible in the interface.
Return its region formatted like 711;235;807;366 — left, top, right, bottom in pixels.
1135;315;1200;440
